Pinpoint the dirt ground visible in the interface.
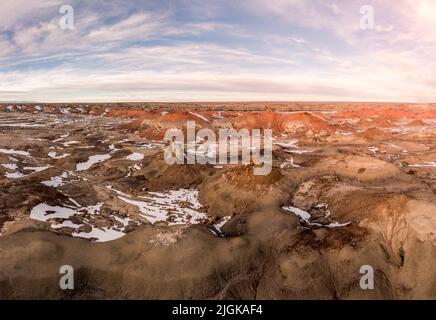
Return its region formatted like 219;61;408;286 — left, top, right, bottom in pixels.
0;103;435;299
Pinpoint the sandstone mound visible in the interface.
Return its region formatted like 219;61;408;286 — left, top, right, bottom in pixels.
199;164;287;217
359;127;391;140
314;154;405;183
110;109;212;139
134;153;214;190
232;111;335;135
336;109;436;121
224;164;283;187
406;119;426;126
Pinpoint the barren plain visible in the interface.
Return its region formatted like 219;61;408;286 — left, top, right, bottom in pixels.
0;102;435;299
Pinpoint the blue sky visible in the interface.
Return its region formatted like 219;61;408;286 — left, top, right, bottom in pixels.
1;0;436;102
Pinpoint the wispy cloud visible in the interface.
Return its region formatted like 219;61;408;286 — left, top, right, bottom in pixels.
1;0;436;102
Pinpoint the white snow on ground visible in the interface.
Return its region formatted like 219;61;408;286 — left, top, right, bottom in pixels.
189;111;209;122
50;220;82;229
275;140;299;149
137;141;163;149
283;205;311;222
368;146;379;154
0;148;30;157
107;187;207;225
0;123;45;128
68;197;81;207
131;164;141;171
83;202;103;214
280;157;301;169
108;144;120;151
285;149;310;155
53;134;69;143
282;205;351;228
409;161;436;168
106;185;230;234
112;215;133;227
119;189;206;225
76;154;111;171
29;201;126;242
1;163;17;170
388;143;401;149
48;151;69;159
62;141;79;147
186;144;217;159
41;176;63;187
106;185;131;197
214;216;231;231
72;227;126;242
41;171;69;187
336;130;353;136
209;216;232;236
275;139;311;154
126;163;142;177
127;152;144;161
30;203;77;221
4;166;50;179
112;187;229;235
5;172;24;179
23;166;51;173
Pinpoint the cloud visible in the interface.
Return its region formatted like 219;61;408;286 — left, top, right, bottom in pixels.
0;0;63;31
0;0;435;102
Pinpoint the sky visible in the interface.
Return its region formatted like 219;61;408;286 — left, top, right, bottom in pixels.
1;0;436;102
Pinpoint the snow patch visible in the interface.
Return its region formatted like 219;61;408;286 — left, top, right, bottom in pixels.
1;163;17;170
0;148;30;157
282;204;351;228
409;161;436;168
189;112;209;122
76;154;111;171
127;152;144;161
48;151;69;159
108;187;207;225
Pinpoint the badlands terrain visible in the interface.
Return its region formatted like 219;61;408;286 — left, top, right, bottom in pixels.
0;102;435;299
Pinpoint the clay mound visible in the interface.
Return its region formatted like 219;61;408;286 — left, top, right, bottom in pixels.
314;154;405;183
144;164;211;190
112;109;210;126
232;111;335;134
159;110;210;125
199;164;288;217
224;164;283;188
282;112;335;134
359;194;436;275
359;127;391;140
406;119;426;126
231;110;278;130
134;153;213;190
363;117;394;127
111;109;212;139
336;109;436;123
0;180;73;235
108;109;150;118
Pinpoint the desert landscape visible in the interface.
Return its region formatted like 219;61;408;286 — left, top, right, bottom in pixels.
0;102;435;299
